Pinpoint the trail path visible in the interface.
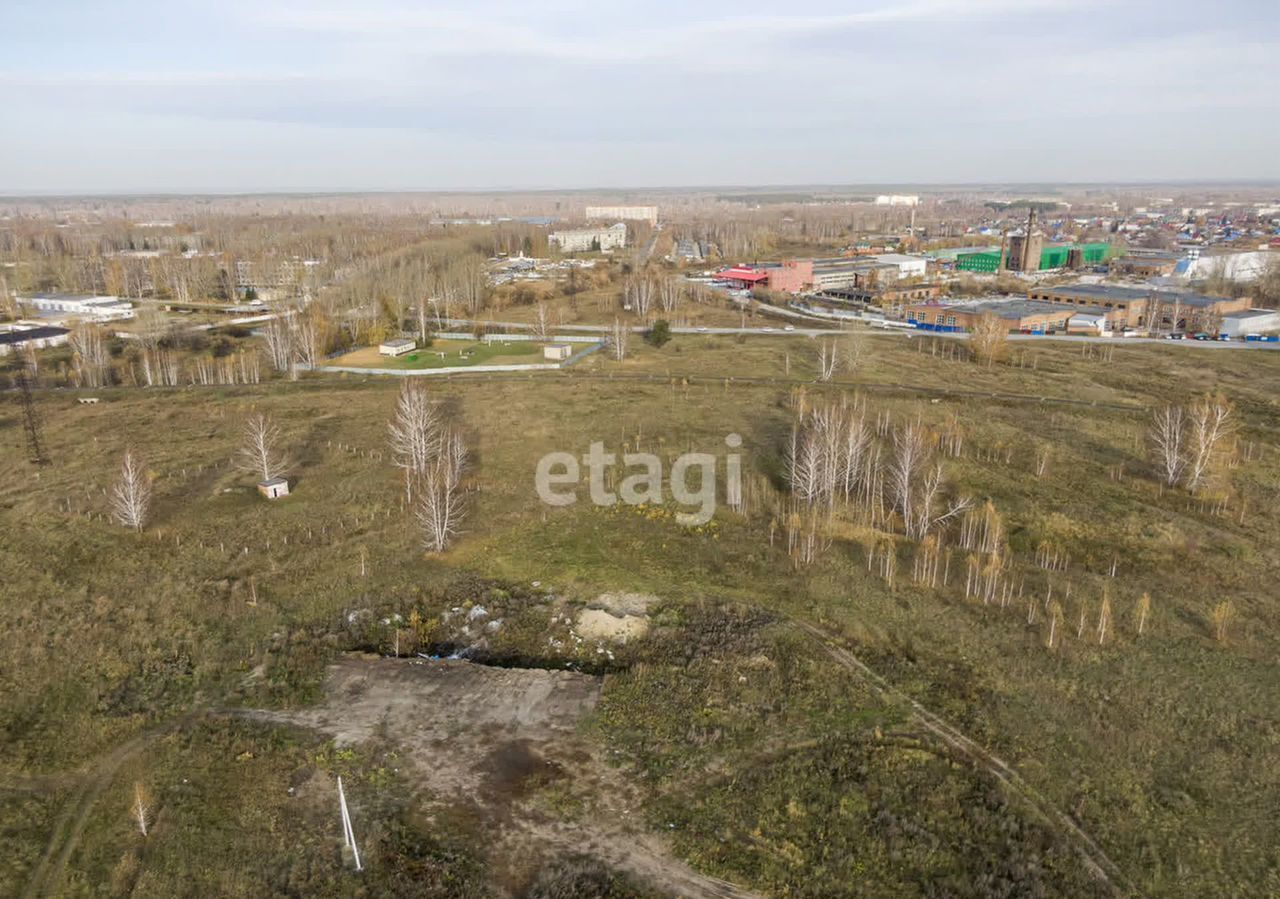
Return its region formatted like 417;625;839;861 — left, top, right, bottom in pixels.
792;618;1137;897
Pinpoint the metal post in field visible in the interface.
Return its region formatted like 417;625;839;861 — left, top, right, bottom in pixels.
337;776;362;872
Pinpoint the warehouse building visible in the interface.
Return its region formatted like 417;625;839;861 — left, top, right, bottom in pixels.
871;253;929;280
20;293;134;322
0;323;71;355
1026;284;1250;329
902;298;1075;334
1220;309;1280;338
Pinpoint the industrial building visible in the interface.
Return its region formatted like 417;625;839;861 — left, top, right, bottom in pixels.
549;223;627;253
1027;284;1251;329
713;260;812;293
954;210;1117;273
1220;309;1280;338
20;293;134;322
955;242;1116;273
584;206;657;225
902;298;1076;334
715;252;931;295
872;253;929;280
715;267;771;290
0;323;71;355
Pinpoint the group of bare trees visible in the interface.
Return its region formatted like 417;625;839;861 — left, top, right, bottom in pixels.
261;305;332;379
622;272;683;322
1149;394;1236;491
968;312;1009;368
815;332;867;382
387;381;468;551
785;395;971;544
69;323;110;387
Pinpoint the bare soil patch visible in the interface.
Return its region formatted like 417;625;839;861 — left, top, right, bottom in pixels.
253;656;758;898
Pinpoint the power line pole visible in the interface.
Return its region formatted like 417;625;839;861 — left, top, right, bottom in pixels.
15;368;48;465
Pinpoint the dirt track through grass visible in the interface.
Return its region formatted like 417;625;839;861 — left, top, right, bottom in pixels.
19;714;197;899
793;619;1138;898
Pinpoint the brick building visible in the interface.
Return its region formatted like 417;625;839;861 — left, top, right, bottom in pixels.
1027;284;1250;330
902;299;1075;334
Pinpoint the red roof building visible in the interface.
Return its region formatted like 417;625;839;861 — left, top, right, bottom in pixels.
715;267;770;288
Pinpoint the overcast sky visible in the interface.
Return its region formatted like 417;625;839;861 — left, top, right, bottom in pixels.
2;0;1278;193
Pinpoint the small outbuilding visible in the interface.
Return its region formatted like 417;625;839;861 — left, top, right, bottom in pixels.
379;338;416;357
258;477;290;499
543;343;573;362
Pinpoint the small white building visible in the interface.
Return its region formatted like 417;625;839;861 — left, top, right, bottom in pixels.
543;343;573;361
379;338;416;356
20;293;135;322
549;223;627;253
257;477;290;499
870;253;929;281
1220;309;1280;338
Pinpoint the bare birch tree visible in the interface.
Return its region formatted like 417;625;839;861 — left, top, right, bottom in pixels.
1185;393;1234;491
1149;405;1186;487
817;341;838;382
387;380;442;503
417;428;467;552
610;318;630;361
415;294;432;342
532;301;551;341
239;413;291;482
131;782;152;837
658;277;682;315
110;448;152;531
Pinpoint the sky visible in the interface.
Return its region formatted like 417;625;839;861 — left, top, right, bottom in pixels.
2;0;1278;193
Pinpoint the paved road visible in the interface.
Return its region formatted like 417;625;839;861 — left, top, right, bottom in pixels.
438;317;1280;349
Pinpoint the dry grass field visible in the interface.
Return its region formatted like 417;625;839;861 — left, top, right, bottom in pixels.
3;334;1279;897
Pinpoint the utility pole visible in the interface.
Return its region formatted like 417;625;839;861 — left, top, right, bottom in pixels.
16;368;48;465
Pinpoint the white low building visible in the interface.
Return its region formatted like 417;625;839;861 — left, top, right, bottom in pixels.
549;223;627;253
1220;309;1280;337
20;293;135;321
0;323;71;355
870;253;929;281
379;338;417;356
